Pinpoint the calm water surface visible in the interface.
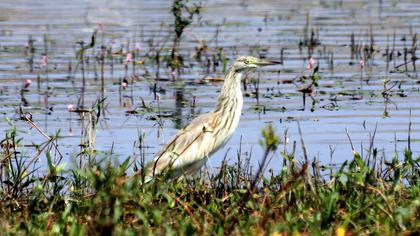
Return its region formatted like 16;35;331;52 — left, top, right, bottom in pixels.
0;0;419;173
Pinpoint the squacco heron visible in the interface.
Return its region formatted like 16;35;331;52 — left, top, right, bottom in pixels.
144;56;280;182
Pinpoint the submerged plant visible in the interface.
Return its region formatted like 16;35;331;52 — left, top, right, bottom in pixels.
170;0;202;73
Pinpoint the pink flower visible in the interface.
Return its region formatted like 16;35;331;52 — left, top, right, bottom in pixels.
124;53;132;65
98;22;104;31
24;79;31;89
135;42;141;51
359;59;365;68
307;57;316;70
67;104;74;112
41;55;48;67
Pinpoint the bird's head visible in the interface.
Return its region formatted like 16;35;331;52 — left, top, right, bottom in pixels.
232;56;281;72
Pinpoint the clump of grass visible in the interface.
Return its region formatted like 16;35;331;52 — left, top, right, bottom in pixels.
0;120;419;235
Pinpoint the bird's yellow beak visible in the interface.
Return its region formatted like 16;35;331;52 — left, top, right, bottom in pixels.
254;58;282;66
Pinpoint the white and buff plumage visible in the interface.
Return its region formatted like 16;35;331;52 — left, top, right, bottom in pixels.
144;56;280;182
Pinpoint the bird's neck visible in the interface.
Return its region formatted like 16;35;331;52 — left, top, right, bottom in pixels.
214;69;244;113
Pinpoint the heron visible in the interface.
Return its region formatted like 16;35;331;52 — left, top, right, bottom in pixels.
144;56;280;182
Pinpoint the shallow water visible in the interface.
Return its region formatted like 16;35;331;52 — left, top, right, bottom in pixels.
0;0;419;173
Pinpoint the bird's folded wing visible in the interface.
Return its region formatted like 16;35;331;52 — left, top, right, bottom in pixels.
145;113;214;176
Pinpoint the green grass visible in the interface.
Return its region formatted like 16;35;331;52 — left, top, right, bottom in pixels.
0;119;419;235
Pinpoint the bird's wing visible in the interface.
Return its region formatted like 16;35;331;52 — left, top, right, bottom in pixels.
145;112;214;177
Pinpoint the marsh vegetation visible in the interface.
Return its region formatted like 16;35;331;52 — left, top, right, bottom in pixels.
0;0;419;234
